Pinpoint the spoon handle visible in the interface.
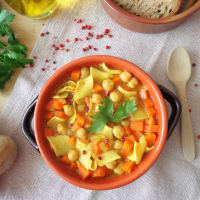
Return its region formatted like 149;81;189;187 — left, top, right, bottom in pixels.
176;84;195;161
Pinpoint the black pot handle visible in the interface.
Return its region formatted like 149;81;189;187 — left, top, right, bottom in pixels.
158;84;181;139
21;85;181;150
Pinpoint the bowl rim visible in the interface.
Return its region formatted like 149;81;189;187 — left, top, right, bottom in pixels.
34;55;168;190
103;0;200;24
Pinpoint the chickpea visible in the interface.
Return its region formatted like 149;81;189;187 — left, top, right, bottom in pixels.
64;105;74;117
113;164;124;175
113;126;125;139
68;149;79;162
106;160;117;169
121;119;130;127
120;71;132;82
127;77;139;88
92;94;103;104
76;128;87;139
102;79;114;92
113;140;123;150
56;122;68;135
81;67;90;79
110;90;122;103
77;104;85;113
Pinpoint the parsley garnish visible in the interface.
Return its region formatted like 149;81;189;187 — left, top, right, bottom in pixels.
88;97;137;133
0;9;33;89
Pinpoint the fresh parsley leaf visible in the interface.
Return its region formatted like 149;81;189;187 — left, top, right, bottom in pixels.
88;112;108;133
0;9;33;89
113;99;137;122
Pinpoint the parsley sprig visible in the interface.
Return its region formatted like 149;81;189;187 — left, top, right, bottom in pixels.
0;9;33;89
88;97;137;133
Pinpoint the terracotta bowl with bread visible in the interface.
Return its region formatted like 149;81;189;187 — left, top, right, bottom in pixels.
101;0;200;33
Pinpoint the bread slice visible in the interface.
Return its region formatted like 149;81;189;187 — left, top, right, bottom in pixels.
113;0;182;18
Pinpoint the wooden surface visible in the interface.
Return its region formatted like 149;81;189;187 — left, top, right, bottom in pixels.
0;2;45;112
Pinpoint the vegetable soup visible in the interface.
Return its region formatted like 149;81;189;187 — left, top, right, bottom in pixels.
44;63;159;179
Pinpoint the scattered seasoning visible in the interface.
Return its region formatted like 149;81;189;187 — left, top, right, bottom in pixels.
59;43;64;48
74;18;77;22
33;56;37;59
121;137;125;142
86;25;92;30
61;48;65;51
45;59;49;63
197;135;200;140
47;65;50;69
40;33;45;37
108;34;113;38
104;139;109;144
85;37;89;40
88;32;94;37
66;39;70;43
53;67;57;71
192;63;196;67
80;39;83;41
98;156;102;160
82;150;86;155
55;47;59;51
88;45;92;49
82;25;86;30
42;23;45;26
53;36;57;39
53;61;56;64
96;34;100;39
100;34;104;38
194;83;198;87
93;48;98;51
105;45;111;49
85;107;89;112
189;109;192;113
74;38;79;42
82;48;86;52
46;31;50;35
66;49;70;52
52;44;56;48
53;52;56;55
77;19;83;23
29;63;34;68
41;68;45;71
104;28;110;34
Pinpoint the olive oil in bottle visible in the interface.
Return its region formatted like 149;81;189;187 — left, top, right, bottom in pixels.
5;0;60;19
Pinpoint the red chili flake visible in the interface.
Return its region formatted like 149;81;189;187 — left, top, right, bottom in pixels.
82;48;87;52
100;34;104;38
47;65;50;69
88;45;92;49
88;32;94;37
105;45;111;49
66;39;70;43
33;56;37;59
53;61;56;64
74;38;79;42
59;43;64;48
74;18;77;22
61;48;65;51
189;109;192;113
98;156;102;160
46;32;50;35
121;137;125;142
77;19;83;23
104;139;109;144
66;49;70;52
29;63;34;68
96;34;100;39
93;48;98;51
197;135;200;140
52;44;56;48
82;26;86;30
55;47;59;51
82;150;86;155
53;67;57;71
80;39;83;41
192;63;196;67
86;25;92;30
194;83;198;87
40;33;45;37
108;34;113;38
45;59;49;63
41;68;45;71
104;29;110;34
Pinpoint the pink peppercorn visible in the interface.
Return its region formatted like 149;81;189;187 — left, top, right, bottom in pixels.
108;34;113;38
41;68;45;71
105;45;111;49
45;59;49;63
46;32;50;35
82;26;86;30
30;63;34;68
47;65;50;69
53;67;57;71
93;48;98;51
59;44;64;48
198;135;200;140
96;35;100;39
80;39;83;41
33;56;37;59
74;38;79;42
88;45;92;49
40;33;45;37
85;37;89;40
55;47;59;51
104;29;110;34
189;109;192;112
77;19;82;23
82;48;86;52
53;52;56;55
66;39;70;43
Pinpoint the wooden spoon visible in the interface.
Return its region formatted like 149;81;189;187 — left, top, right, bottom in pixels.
167;46;195;161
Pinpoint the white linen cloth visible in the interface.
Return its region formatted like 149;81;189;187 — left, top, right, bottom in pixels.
0;1;200;199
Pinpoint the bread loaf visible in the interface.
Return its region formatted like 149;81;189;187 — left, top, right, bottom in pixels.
113;0;181;18
0;135;17;175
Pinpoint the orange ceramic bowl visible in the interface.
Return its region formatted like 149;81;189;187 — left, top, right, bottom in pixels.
101;0;200;33
33;55;169;190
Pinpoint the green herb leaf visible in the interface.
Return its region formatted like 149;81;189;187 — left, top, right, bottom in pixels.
0;9;15;26
113;99;137;122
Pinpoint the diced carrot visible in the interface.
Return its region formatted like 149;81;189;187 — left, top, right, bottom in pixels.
145;133;157;147
122;161;135;174
76;113;85;127
45;112;54;121
92;166;107;178
147;107;157;117
93;83;104;93
112;75;121;85
71;120;81;133
85;96;90;107
70;69;81;81
124;126;132;136
91;140;102;155
144;125;159;133
130;120;144;132
143;98;154;108
126;134;136;143
132;131;142;142
78;163;92;180
140;89;148;100
44;128;56;137
46;99;64;111
70;162;77;170
54;111;68;121
69;136;76;146
121;139;134;157
60;155;71;164
57;98;67;104
120;84;131;91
